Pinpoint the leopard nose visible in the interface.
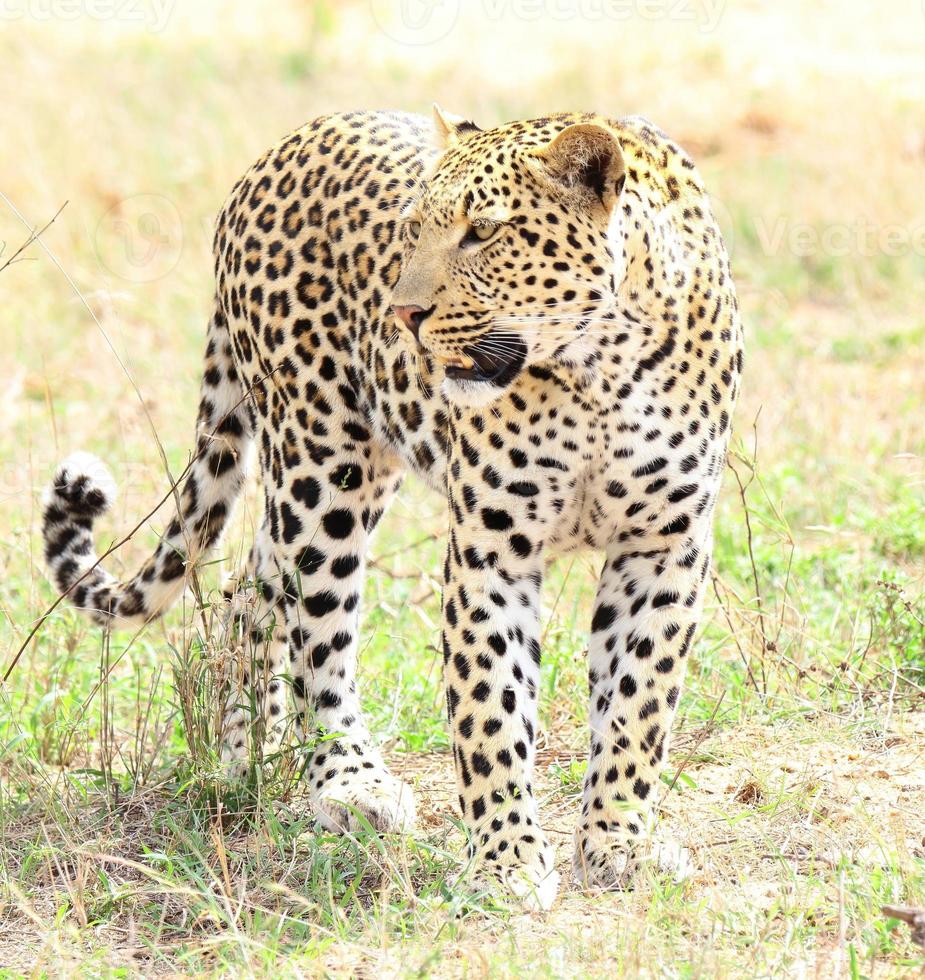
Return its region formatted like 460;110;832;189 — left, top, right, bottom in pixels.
392;304;433;341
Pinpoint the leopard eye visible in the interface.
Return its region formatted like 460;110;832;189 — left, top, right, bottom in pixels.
406;220;422;241
465;221;500;245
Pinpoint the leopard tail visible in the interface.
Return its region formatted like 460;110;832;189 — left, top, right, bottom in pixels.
41;302;253;628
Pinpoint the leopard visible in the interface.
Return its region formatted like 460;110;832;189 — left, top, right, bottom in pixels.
42;106;743;910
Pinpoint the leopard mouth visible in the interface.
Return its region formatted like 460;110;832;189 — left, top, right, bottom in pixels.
443;334;527;387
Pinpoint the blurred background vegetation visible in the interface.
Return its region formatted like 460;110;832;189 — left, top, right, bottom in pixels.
0;1;923;975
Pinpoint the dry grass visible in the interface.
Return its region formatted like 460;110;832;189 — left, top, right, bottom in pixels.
0;718;922;975
1;1;924;976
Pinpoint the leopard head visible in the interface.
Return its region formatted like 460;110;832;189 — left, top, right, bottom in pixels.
391;106;628;406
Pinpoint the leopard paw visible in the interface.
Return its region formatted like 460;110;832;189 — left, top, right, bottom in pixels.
463;825;559;911
308;743;416;834
573;827;692;890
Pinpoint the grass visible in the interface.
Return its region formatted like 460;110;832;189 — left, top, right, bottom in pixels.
1;1;924;975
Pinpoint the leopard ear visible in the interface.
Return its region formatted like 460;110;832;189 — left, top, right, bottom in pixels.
532;123;626;213
432;103;482;150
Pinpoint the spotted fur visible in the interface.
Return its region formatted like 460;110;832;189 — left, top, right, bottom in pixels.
43;108;742;909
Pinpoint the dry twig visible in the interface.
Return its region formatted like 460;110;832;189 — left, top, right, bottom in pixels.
0;202;67;275
881;905;925;949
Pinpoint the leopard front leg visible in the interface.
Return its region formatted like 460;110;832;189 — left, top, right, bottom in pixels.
443;451;560;909
574;537;711;889
269;451;415;835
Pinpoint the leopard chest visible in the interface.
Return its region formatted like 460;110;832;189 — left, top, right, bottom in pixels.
572;387;726;553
